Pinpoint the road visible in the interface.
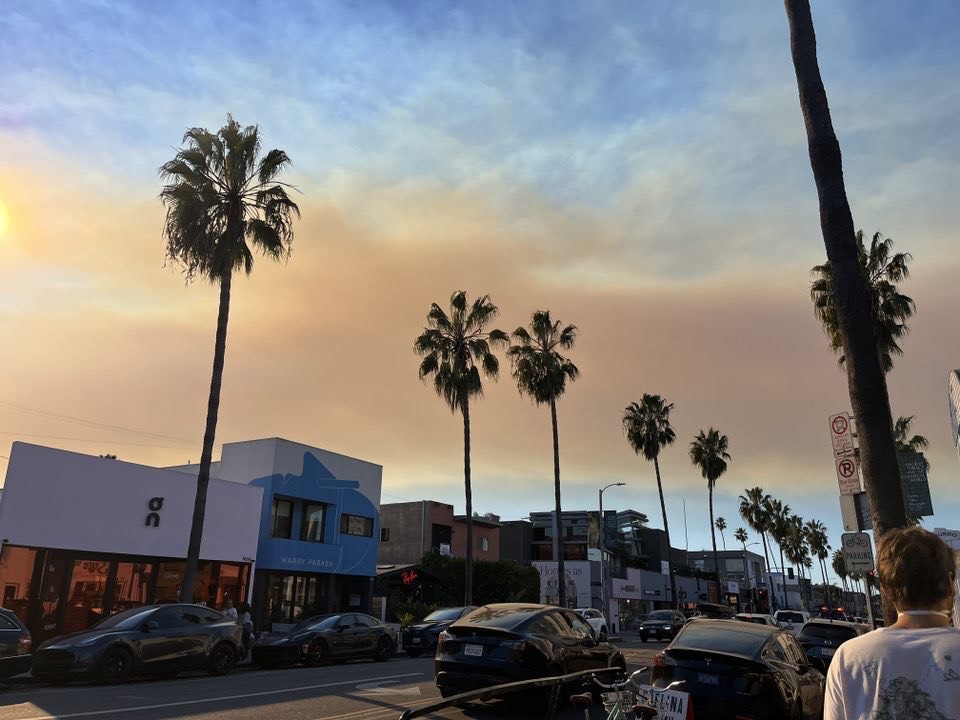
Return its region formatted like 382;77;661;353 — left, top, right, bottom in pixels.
0;640;666;720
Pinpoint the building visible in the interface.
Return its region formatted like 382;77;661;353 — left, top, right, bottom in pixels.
950;370;960;459
685;549;769;608
0;443;262;642
378;501;500;565
500;519;534;564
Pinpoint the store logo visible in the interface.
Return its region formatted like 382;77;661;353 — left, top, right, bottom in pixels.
145;497;164;527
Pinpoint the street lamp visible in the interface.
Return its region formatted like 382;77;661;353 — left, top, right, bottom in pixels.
598;482;626;627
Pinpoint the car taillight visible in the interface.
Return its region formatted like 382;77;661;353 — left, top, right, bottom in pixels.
17;637;31;654
654;652;675;667
437;630;451;647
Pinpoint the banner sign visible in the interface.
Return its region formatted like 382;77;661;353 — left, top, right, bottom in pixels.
897;452;933;517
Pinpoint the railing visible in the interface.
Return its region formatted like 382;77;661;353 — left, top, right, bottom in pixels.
397;665;624;720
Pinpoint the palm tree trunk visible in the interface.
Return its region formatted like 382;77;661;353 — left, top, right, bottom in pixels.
653;456;678;609
784;0;905;624
778;545;788;609
820;557;831;607
461;398;474;606
759;531;776;612
550;398;565;608
182;268;232;603
708;486;719;596
741;542;750;610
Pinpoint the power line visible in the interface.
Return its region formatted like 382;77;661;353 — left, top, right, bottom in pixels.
0;430;200;450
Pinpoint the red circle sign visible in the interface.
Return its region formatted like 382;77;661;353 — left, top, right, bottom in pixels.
838;458;856;478
832;416;849;435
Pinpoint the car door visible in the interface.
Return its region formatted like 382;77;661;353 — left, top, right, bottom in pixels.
179;606;228;668
558;611;604;673
0;613;23;663
139;606;189;671
352;614;378;657
329;614;356;657
783;633;823;717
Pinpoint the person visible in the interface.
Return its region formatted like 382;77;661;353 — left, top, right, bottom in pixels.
237;601;254;662
223;598;238;621
824;527;960;720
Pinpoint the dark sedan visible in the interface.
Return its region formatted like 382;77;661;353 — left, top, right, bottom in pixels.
796;619;867;668
652;619;826;720
0;608;32;679
252;612;393;667
638;610;686;642
31;604;242;684
435;603;625;698
402;607;476;658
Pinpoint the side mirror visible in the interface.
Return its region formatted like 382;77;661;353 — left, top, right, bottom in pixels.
141;621;160;632
336;624;348;632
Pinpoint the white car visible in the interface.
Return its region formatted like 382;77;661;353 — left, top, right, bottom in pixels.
574;608;609;640
773;610;811;635
734;613;780;627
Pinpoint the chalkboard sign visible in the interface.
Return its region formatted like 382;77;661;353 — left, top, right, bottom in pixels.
898;452;933;518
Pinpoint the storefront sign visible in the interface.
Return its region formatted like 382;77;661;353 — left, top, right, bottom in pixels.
145;496;164;527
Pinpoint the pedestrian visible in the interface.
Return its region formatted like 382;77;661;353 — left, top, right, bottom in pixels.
223;598;238;621
237;601;254;662
823;526;960;720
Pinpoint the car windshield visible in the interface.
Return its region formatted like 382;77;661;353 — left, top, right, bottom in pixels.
456;606;543;630
777;612;804;623
92;606;159;630
737;616;766;625
648;611;675;621
799;624;857;641
672;624;768;658
289;614;340;633
424;608;466;622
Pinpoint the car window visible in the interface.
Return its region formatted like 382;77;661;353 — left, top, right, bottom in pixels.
782;634;808;665
562;612;595;640
182;607;226;625
0;614;19;630
531;615;566;637
339;614;357;627
798;624;857;642
648;611;675;621
763;636;788;663
152;607;185;629
354;615;377;627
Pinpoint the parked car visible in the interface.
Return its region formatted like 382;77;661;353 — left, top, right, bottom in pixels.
253;612;393;667
402;607;476;658
638;609;686;642
0;608;32;679
574;608;609;640
652;619;826;719
774;610;811;635
735;613;780;627
434;603;625;697
31;604;242;684
796;618;867;668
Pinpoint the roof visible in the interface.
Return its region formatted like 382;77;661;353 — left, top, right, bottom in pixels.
452;603;553;631
683;618;778;637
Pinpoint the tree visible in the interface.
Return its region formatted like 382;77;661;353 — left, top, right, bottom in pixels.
414;291;508;605
738;487;776;610
784;514;811;609
811;231;915;372
894;414;930;469
623;394;679;609
831;548;849;596
715;516;728;550
805;519;832;607
734;527;751;604
507;310;580;608
160;115;299;601
689;429;731;585
766;498;792;610
783;3;906;622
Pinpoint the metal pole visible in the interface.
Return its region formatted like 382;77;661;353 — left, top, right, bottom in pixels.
599;488;605;619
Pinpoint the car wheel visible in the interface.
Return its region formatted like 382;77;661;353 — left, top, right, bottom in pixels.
208;642;237;676
406;649;422;658
96;647;133;684
375;636;392;662
304;638;329;667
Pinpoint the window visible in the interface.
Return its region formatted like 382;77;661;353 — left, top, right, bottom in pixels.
301;503;326;542
152;607;187;629
340;514;374;537
479;537;489;552
380;528;390;542
531;615;566;637
271;498;294;538
0;613;19;630
354;614;377;627
561;611;595;639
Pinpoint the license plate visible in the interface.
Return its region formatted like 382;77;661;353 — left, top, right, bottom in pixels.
697;672;719;686
464;644;483;657
411;637;421;644
635;684;691;720
821;647;835;657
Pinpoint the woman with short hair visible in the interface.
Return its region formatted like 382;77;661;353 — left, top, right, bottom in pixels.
824;527;959;719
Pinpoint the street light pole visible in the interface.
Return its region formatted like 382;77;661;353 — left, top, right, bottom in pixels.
598;482;626;629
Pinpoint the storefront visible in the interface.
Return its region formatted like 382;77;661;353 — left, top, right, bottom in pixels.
0;443;262;641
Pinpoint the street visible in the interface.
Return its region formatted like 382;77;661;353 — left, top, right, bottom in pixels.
0;641;665;720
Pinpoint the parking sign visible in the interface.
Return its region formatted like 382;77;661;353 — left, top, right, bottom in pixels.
841;532;875;573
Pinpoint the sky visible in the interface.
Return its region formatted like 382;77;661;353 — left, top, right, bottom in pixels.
1;0;958;560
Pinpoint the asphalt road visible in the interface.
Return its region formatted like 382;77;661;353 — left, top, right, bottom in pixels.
0;640;667;720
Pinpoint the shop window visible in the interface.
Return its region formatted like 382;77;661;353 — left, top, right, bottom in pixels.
301;503;327;543
216;563;247;611
340;514;374;538
111;562;153;614
380;528;390;542
155;562;185;603
63;559;109;633
271;497;294;538
0;546;36;628
479;537;489;552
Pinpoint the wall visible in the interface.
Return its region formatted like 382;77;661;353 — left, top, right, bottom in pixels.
379;501;432;565
452;517;500;561
0;443;262;563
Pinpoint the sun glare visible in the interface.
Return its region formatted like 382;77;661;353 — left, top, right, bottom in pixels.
0;199;9;235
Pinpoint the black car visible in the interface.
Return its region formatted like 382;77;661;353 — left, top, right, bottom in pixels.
638;610;685;642
796;619;867;668
31;604;242;684
0;608;32;679
651;619;826;720
435;603;625;698
252;612;393;667
402;607;476;658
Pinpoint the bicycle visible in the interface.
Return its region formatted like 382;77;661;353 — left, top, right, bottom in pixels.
569;667;688;720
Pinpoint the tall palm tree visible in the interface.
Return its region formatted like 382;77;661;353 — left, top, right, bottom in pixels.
805;519;832;606
832;549;849;597
784;3;906;617
766;498;792;610
715;517;728;550
894;414;930;471
689;429;731;586
414;291;508;605
160;115;300;601
507;310;579;607
623;395;678;608
738;487;776;610
811;231;915;373
733;527;751;604
785;515;811;609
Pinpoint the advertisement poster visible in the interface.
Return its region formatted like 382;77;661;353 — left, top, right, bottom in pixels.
532;561;592;607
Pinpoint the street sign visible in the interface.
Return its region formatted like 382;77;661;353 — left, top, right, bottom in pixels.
839;494;859;531
841;532;875;573
829;412;854;457
898;452;934;517
835;454;860;495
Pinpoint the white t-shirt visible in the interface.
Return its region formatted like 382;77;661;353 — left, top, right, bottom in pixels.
824;626;960;720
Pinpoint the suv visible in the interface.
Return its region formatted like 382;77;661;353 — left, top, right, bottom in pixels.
773;609;810;635
0;608;32;679
574;608;608;640
638;610;686;642
797;618;866;667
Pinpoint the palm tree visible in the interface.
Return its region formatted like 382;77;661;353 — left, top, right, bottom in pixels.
805;519;832;607
414;291;508;605
785;515;811;609
160;116;300;601
894;414;930;470
715;517;728;550
766;498;792;610
623;395;678;608
784;3;906;605
738;487;776;610
507;310;580;607
689;429;731;586
734;527;751;605
832;549;849;598
811;231;915;373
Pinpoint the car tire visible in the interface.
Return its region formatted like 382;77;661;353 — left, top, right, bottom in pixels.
208;642;237;676
96;647;134;684
304;638;330;667
375;636;392;662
